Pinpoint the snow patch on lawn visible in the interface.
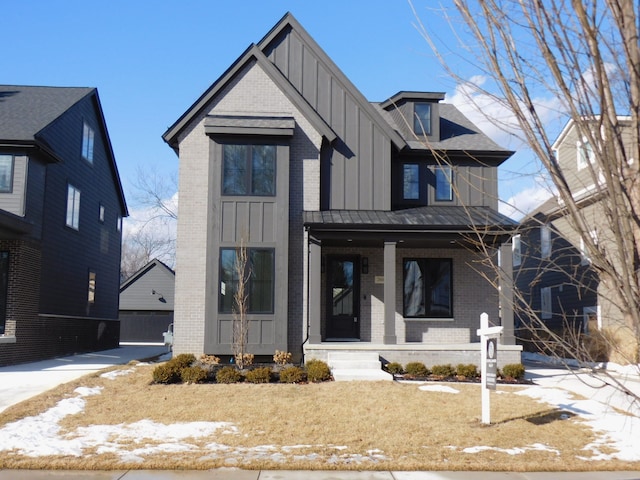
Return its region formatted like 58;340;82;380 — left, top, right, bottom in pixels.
419;385;460;394
462;443;560;456
516;386;640;461
100;368;135;380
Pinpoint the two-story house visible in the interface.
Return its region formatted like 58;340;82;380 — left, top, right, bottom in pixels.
514;117;638;363
0;85;128;366
163;13;522;368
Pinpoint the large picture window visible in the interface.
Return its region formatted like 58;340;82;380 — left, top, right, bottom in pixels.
222;144;276;196
219;247;275;314
435;166;453;201
403;258;452;318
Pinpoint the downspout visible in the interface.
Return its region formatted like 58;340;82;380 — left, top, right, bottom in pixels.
301;225;310;364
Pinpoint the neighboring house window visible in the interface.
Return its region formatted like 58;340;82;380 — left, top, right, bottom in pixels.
82;122;95;163
435;166;453;201
222;144;276;196
413;103;432;136
540;225;551;259
0;155;14;193
580;230;598;266
403;258;452;318
99;204;105;223
117;215;122;232
87;271;96;305
540;286;552;319
512;234;522;267
577;137;594;170
66;184;81;230
219;247;275;314
402;164;420;200
0;252;9;335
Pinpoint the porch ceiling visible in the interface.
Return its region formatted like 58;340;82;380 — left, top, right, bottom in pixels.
304;206;517;248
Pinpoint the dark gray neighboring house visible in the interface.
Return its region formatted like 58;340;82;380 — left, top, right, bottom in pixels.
119;259;175;344
163;13;522;367
0;85;128;366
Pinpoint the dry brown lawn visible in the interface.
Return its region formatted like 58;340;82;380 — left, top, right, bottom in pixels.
0;361;637;471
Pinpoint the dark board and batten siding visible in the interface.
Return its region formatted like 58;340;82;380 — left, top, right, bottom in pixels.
265;27;391;211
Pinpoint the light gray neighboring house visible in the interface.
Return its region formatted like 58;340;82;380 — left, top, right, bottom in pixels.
119;259;175;344
163;12;522;366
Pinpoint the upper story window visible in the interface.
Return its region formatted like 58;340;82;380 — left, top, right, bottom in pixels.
82;122;95;163
66;184;81;230
435;166;453;201
99;204;105;223
117;215;122;232
540;224;551;259
87;271;96;305
512;234;522;267
413;103;432;136
223;144;276;196
577;137;595;170
0;155;14;193
540;286;552;319
402;164;420;200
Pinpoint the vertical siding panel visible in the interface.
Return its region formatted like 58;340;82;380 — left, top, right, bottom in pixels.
358;111;373;210
316;65;331;121
344;96;359;209
289;33;304;92
302;47;318;107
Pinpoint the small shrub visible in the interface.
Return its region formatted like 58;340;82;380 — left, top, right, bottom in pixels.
245;367;273;384
305;359;331;382
216;366;243;384
234;353;254;368
152;363;181;384
273;350;292;366
170;353;196;370
456;363;479;379
279;366;306;383
199;354;221;365
180;365;208;384
385;362;404;375
431;364;455;378
405;361;429;377
501;363;525;380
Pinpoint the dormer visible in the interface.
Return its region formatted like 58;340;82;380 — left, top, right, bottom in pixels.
380;91;445;144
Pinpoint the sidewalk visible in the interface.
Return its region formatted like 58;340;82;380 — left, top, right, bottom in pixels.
0;344;169;414
2;469;640;479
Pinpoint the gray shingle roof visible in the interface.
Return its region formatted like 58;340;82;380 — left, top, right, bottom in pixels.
0;85;93;142
304;206;517;231
374;102;510;153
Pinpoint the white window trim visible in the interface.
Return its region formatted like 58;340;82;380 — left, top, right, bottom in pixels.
66;184;81;230
540;225;551;259
512;234;522;267
541;286;552;319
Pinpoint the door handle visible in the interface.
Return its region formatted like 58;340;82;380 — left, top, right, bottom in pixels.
354;317;358;323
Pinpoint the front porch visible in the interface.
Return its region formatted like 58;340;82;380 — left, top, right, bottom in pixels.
302;207;522;368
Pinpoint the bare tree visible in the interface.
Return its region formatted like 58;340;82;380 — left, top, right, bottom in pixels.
120;228;175;281
232;238;252;369
411;0;640;402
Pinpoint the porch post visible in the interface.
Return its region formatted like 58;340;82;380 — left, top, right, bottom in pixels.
383;241;397;344
499;243;516;345
308;237;322;344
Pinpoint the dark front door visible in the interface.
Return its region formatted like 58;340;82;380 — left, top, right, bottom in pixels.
326;256;360;340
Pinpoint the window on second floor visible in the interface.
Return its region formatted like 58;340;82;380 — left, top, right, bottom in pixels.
222;144;276;196
540;225;551;259
82;122;95;163
435;166;453;201
0;155;14;193
540;286;552;319
87;271;96;305
402;164;420;200
66;184;81;230
577;137;595;170
99;204;105;223
413;103;432;136
512;234;522;267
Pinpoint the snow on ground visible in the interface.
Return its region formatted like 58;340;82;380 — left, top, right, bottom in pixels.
0;363;639;464
515;386;640;461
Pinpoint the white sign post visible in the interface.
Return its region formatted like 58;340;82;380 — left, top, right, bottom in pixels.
477;312;503;425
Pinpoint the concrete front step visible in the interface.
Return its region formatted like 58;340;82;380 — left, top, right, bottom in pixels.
327;352;393;382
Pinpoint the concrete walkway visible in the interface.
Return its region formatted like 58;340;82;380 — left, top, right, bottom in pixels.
1;469;640;479
0;344;169;414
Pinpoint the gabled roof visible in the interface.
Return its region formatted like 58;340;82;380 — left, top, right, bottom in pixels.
163;12;408;151
0;85;128;216
120;258;175;291
0;85;93;143
163;43;337;151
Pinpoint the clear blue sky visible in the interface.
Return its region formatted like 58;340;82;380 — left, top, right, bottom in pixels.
2;1;541;217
